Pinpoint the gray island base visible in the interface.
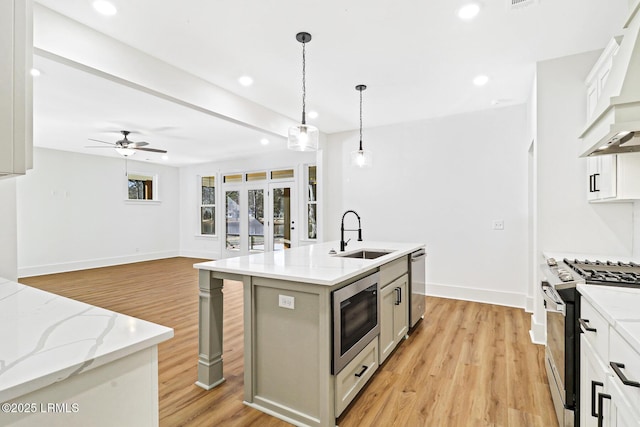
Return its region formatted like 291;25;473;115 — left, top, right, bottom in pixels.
194;241;424;427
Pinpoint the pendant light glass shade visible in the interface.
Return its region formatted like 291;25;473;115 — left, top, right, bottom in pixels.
288;32;318;152
288;123;319;151
115;147;135;157
351;84;372;168
350;149;372;167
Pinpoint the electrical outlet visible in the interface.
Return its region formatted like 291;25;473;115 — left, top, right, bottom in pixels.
492;220;505;230
278;294;295;309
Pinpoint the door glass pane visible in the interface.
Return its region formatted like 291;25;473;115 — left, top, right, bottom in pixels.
308;204;317;239
248;189;264;251
226;190;240;251
273;187;291;250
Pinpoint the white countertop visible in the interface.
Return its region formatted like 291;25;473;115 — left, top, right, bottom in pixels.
194;241;425;286
578;284;640;354
0;277;174;403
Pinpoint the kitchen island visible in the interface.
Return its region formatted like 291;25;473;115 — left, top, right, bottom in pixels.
0;277;173;427
194;240;424;427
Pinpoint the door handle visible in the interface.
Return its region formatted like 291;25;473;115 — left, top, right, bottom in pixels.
610;362;640;388
394;287;402;305
580;318;597;333
597;392;611;427
591;380;603;417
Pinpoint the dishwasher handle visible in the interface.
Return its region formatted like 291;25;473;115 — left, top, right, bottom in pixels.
411;249;426;262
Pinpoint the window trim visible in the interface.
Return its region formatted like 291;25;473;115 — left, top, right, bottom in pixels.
198;174;217;237
125;171;160;202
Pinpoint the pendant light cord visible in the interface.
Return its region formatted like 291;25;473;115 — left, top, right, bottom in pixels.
359;88;363;151
301;40;307;125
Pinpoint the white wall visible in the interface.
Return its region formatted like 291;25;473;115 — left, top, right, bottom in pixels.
17;148;180;276
0;178;18;280
532;51;635;343
326;105;530;308
536;51;633;257
179;150;316;260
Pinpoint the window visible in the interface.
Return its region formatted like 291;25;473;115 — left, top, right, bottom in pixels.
224;174;243;183
200;176;216;235
271;169;294;180
306;165;317;239
128;173;156;200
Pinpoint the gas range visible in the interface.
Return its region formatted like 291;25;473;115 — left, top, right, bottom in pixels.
543;257;640;289
562;258;640;287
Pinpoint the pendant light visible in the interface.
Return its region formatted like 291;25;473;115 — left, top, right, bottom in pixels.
351;84;372;168
288;32;319;152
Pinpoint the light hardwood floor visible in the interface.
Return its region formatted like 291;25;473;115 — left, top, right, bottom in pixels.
20;257;558;427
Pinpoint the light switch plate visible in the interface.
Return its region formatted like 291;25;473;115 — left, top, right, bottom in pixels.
278;294;295;309
492;220;505;230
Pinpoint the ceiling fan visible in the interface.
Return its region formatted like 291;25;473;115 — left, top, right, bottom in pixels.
86;130;167;157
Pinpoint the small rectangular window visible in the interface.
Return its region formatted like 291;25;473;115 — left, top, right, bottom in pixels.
128;173;155;200
271;169;294;180
200;176;216;235
224;174;243;183
246;171;267;182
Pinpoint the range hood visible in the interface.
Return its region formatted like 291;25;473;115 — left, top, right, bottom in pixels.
580;2;640;157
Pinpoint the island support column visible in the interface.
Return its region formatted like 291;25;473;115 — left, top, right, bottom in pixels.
195;269;224;389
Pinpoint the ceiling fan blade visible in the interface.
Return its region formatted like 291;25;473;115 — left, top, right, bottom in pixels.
88;138;115;145
129;141;149;147
134;147;167;153
84;145;116;148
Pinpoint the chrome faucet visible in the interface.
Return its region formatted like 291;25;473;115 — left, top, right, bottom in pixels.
340;210;362;251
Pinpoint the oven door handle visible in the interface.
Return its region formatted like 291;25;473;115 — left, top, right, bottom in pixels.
541;284;566;315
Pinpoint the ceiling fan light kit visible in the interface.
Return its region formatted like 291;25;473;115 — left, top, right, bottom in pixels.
87;130;167;157
288;32;319;152
350;84;372;168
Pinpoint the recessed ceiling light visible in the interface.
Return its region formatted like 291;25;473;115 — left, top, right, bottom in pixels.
473;75;489;86
30;68;41;77
260;138;269;145
161;154;169;161
458;2;480;20
93;0;117;16
238;75;253;86
308;110;319;119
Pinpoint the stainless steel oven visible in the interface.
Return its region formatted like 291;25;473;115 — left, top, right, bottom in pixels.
332;272;380;374
541;279;575;427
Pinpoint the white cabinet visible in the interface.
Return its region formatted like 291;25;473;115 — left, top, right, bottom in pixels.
0;0;33;179
579;294;640;427
586;153;640;202
380;274;408;364
334;338;378;416
585;37;621;121
580;335;610;427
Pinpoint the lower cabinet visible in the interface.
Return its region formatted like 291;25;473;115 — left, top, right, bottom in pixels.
334;338;378;417
580;295;640;427
580;335;609;427
379;274;408;364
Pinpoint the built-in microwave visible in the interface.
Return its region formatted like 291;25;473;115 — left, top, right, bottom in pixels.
332;272;380;374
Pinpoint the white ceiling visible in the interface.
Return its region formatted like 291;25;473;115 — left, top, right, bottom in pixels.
32;0;630;166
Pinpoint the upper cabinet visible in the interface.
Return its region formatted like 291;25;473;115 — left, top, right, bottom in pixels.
586;153;640;203
0;0;33;179
585;37;622;121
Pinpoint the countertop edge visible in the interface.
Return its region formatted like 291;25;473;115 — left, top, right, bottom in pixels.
193;242;424;286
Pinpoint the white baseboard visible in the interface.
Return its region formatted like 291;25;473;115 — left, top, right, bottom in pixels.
18;250;180;278
525;294;534;313
529;313;546;345
178;249;220;261
426;282;527;309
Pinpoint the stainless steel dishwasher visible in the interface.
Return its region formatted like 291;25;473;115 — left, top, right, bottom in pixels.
410;248;426;328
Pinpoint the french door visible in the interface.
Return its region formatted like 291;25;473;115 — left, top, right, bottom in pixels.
223;182;296;257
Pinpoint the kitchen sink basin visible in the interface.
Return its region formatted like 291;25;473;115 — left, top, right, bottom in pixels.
337;249;394;259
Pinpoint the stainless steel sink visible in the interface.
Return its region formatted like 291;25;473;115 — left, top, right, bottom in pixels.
337;249;394;259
